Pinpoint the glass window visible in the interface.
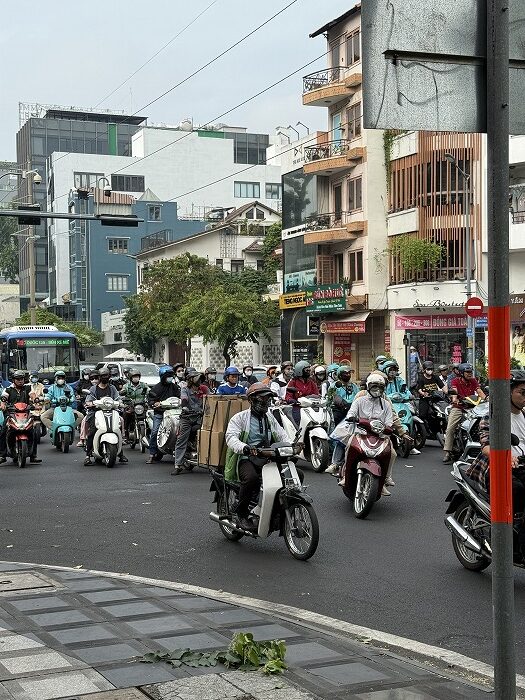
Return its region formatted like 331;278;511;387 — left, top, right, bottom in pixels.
107;275;129;291
108;238;129;254
346;103;362;139
256;259;265;271
346;30;360;65
331;39;341;68
234;181;260;198
282;169;318;229
255;208;264;220
265;183;281;200
349;250;364;283
111;175;145;192
148;205;162;221
74;172;104;189
348;176;363;211
231;260;245;273
215;259;223;268
31;137;45;155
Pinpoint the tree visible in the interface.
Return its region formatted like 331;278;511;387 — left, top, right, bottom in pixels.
262;222;282;277
0;216;19;283
17;309;103;346
177;285;280;366
123;295;155;359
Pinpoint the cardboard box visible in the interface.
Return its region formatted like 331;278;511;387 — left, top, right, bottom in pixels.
202;395;250;432
198;429;227;467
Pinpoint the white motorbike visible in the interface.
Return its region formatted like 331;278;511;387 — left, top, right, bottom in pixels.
154;397;183;456
91;397;123;468
271;396;330;472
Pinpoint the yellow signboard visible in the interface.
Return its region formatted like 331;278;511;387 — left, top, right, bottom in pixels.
279;292;306;310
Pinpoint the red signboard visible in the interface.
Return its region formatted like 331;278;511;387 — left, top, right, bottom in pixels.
321;320;366;333
384;330;391;353
465;296;484;318
332;334;353;364
395;313;488;330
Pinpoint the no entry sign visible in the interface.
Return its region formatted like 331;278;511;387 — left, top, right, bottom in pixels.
465;297;484;318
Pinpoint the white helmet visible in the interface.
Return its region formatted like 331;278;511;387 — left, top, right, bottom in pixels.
366;373;386;398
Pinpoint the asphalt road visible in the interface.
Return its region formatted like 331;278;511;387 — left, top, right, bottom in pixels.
0;437;524;673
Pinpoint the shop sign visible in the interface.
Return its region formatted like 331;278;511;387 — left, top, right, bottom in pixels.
395;314;488;330
305;284;347;314
510;294;525;322
332;334;353;364
307;317;320;335
384;330;391;353
279;292;306;310
321;320;366;333
283;269;316;293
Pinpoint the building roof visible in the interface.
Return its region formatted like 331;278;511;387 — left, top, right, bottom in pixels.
137;188;161;202
242;240;264;253
310;3;361;37
218;201;281;225
44;109;147;126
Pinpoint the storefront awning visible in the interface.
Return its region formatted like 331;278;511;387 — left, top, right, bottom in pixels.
321;312;370;334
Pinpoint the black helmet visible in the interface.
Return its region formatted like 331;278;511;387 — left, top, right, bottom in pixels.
186;369;204;382
173;363;185;373
98;364;110;378
205;367;217;374
510;370;525;388
422;361;434;371
12;369;26;380
89;370;100;380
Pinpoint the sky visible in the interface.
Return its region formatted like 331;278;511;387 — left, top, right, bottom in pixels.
0;0;353;161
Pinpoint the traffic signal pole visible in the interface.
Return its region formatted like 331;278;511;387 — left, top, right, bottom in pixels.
486;1;515;697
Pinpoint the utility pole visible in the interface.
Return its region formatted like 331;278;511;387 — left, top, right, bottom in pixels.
486;1;514;698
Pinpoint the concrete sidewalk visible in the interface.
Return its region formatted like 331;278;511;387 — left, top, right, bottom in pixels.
0;561;498;699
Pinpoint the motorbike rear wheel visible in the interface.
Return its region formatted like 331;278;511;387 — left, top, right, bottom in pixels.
412;422;427;450
62;432;71;454
451;502;491;571
217;491;243;542
17;440;27;469
103;443;118;468
353;471;379;519
139;424;146;453
33;422;41;445
283;502;319;560
310;437;329;472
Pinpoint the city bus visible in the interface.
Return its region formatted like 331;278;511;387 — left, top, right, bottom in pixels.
0;326;81;386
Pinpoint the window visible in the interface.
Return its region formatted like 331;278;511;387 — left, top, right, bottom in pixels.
234;181;260;198
256;259;265;271
349;250;364;283
331;39;341;68
265;183;281;200
215;258;223;269
346;103;362;139
74;172;104;189
334;184;342;220
346;29;360;65
230;259;245;274
111;175;145;192
148;205;162;221
107;275;129;292
231;132;268;164
108;238;129;254
348;176;363;211
114;332;122;343
255;208;264;220
334;253;344;282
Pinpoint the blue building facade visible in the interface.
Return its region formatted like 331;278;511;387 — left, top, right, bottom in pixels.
67;190;204;329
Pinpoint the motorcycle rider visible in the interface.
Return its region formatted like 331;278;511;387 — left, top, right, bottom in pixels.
443;363;486;463
438;364;449;385
41;370;83;434
0;369;40;464
312;365;329;397
84;365;128;466
74;369;92;412
173;363;186;387
121;370;148;442
447;363;461;391
146;365;181;463
285;361;319;425
326;363;340;389
262;366;278;387
466;370;525;562
224;383;290;531
240;365;258;387
326;365;360;475
171;369;209;475
417;361;448;423
375;355;388;371
204;367;220;393
108;365;125;391
270;361;293;400
381;360;412;400
78;370;100;447
217;367;247;395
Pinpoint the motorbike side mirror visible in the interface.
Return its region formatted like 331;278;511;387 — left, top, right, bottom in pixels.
43;388;49;394
511;433;520;447
82;389;90;395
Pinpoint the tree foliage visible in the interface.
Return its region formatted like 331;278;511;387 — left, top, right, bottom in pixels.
390;235;443;274
0;216;19;283
262;222;282;277
17;308;103;346
123;295;155;358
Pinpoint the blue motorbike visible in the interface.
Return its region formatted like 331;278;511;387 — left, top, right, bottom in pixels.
390;392;426;458
44;389;76;453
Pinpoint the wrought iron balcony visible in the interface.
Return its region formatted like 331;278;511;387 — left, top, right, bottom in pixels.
302;67;347;93
140;229;173;251
304;140;350;163
512;210;525;224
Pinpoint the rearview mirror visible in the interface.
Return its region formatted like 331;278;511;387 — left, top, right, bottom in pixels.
511;433;520;447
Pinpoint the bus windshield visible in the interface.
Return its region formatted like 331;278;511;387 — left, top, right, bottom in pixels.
8;337;78;376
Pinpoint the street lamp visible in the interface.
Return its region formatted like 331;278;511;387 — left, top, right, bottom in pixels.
445;153;475;367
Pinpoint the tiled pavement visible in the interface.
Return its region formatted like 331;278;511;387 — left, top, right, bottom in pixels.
0;562;495;699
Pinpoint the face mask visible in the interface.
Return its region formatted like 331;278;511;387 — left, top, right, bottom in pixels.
166;376;174;384
99;378;109;385
56;379;65;386
339;374;351;383
369;386;383;398
251;397;270;415
244;370;253;377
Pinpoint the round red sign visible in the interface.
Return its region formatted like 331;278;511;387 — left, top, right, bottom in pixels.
465;296;484;318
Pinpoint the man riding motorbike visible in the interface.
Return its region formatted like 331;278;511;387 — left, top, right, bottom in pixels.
443;363;486;463
447;363;461;391
224;383;291;532
217;367;247;395
270;361;293;400
285;361;319;425
438;364;449;385
84;365;128;466
204;367;220;393
375;355;388;371
312;365;329;397
41;370;83;435
0;369;40;463
146;365;181;462
121;370;148;442
466;370;525;562
417;360;448;425
173;363;186;387
171;370;209;475
381;360;412;400
326;364;360;475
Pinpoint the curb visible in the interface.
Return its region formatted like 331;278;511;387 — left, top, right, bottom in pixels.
3;560;523;692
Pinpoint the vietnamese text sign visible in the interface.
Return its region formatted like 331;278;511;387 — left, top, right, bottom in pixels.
279;292;306;310
395;314;487;330
321;320;366;334
332;334;353;364
305;285;347;314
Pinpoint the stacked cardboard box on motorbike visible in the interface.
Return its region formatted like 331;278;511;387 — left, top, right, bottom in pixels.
198;395;249;468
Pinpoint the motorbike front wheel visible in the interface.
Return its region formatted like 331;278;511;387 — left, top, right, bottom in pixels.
217;491;243;542
139;424;146;453
412;422;427;450
62;432;71;454
283;502;319;560
310;437;329;472
17;440;27;468
353;471;379;519
103;443;118;468
34;422;41;444
451;502;491;571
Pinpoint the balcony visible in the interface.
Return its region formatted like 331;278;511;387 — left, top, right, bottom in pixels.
302;67;362;107
303;140;364;176
304;212;366;244
140;229;173;251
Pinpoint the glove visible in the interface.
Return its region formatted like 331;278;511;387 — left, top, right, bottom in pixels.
242;445;251;456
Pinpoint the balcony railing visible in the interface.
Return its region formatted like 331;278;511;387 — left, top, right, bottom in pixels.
304;139;350;163
305;211;353;231
140;228;173;251
302;67;347;93
512;210;525;224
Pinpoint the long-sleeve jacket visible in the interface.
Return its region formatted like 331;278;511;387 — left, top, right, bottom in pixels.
385;376;412;401
351;390;406;436
148;380;181;414
121;381;149;403
46;383;76;408
285;377;319;403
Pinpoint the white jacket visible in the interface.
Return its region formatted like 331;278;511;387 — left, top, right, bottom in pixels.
347;393;394;426
225;408;288;454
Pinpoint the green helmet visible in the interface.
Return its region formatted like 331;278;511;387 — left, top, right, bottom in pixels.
293;360;311;378
54;370;66;379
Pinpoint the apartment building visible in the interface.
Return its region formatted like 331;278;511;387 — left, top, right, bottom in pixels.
278;4;389;374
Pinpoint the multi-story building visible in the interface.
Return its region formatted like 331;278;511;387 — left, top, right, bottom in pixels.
277;5;389;374
0;161;17;207
16;103;146;310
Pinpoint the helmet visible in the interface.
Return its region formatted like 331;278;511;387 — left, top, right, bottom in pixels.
129;370;141;379
54;370;66;379
327;363;339;374
511;370;525;388
375;354;387;366
451;363;460;370
205;367;217;375
12;369;26;380
186;369;204;382
243;365;253;372
281;360;293;373
30;373;39;383
422;361;434;371
98;364;110;377
122;366;131;376
337;364;353;380
109;365;120;376
266;365;278;377
173;363;185;373
247;382;274;399
381;360;399;374
158;365;174;378
458;363;473;374
224;366;240;378
438;364;448;372
293;360;311;378
89;370;100;380
366;372;386;397
314;365;326;377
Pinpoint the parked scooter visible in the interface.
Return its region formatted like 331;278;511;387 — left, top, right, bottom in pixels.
271;395;330;472
4;401;34;468
389;392;426;457
339;417;393;519
209;441;319;560
43;387;76;453
90;396;123;468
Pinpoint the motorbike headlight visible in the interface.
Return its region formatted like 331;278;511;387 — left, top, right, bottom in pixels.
277;446;294;457
369;419;385;434
134;405;145;415
398;410;407;418
101;397;114;409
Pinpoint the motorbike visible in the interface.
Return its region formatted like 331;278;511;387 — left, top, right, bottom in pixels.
123;393;148;452
153;397;183;456
339;417;393;519
44;388;76;453
30;396;46;444
271;395;331;472
444;444;525;571
209;442;319;560
420;391;449;446
389;392;426;457
450;395;487;459
90;396;124;468
4;402;34;468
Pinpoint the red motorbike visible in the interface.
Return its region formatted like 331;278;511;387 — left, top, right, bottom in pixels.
6;402;34;468
339;417;392;519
